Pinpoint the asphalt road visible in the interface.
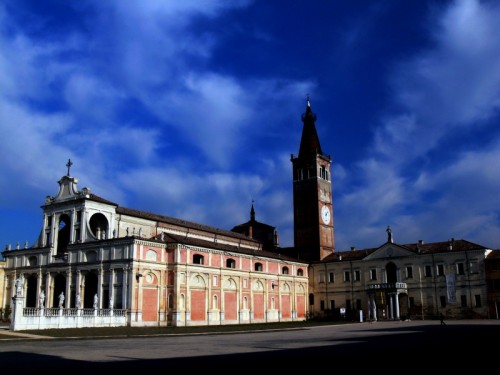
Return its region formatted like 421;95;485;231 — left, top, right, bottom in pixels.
0;320;497;372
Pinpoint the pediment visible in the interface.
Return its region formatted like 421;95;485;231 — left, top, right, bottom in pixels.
45;175;91;205
363;242;414;260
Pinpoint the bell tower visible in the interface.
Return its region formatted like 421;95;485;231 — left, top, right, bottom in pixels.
290;99;334;261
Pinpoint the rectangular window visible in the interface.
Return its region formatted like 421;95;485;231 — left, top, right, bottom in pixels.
425;265;432;277
440;296;446;307
406;266;413;279
346;299;351;310
370;269;377;281
243;279;248;288
329;300;335;310
437;264;445;276
461;295;467;307
475;295;482;307
319;272;326;283
213;275;218;286
470;261;479;274
328;272;335;283
456;263;465;275
344;271;350;282
354;270;361;281
320;300;325;311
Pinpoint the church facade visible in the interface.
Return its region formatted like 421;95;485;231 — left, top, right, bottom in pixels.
2;100;498;330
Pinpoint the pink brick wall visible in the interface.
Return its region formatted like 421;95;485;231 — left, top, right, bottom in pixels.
142;288;158;321
224;291;237;320
254;293;264;319
190;290;206;321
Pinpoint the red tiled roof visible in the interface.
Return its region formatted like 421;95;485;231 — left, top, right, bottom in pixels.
116;206;257;242
156;232;305;263
317;239;492;263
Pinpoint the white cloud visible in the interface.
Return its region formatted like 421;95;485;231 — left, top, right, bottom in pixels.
394;0;500;127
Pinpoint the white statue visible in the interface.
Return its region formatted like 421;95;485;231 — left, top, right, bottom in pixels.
15;275;23;296
39;290;45;307
58;292;65;308
76;293;81;308
93;293;98;309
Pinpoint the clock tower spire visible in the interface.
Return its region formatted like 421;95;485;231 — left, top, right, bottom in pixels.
291;98;334;261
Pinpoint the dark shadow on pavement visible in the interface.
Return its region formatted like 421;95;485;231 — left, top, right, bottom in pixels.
0;323;495;372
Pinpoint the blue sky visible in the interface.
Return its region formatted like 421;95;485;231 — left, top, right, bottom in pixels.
1;0;499;253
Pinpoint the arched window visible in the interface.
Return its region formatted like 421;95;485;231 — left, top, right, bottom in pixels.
89;213;109;240
297;268;304;276
56;213;71;256
226;258;236;268
255;262;263;272
282;266;289;275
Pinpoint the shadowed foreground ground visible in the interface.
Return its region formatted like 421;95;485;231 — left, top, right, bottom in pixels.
0;320;497;372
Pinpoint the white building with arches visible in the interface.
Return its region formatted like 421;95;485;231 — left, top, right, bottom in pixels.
3;171;309;330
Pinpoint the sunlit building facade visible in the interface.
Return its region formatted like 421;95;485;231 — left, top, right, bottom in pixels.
2;100;498;330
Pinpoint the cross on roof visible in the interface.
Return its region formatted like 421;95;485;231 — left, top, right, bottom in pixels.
66;159;73;176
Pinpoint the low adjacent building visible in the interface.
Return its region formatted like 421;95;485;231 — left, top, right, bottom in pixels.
309;227;494;320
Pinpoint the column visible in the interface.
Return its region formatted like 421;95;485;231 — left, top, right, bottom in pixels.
388;293;394;320
108;268;114;309
97;268;103;309
207;270;213;323
122;266;130;310
219;273;224;322
249;274;254;322
45;272;52;307
50;214;56;247
70;208;76;244
75;270;82;307
65;269;72;308
37;270;43;308
395;293;400;320
80;209;87;243
277;278;281;321
135;269;142;322
367;294;372;321
75;270;82;313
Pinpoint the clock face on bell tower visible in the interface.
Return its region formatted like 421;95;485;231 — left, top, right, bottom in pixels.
291;99;335;261
321;205;330;225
